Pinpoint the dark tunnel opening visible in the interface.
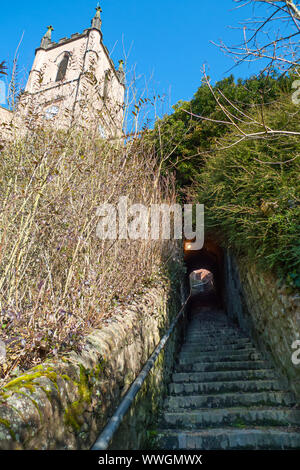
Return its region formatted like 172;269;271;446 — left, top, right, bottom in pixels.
184;238;225;318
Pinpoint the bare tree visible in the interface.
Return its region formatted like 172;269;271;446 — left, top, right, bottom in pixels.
183;65;300;151
7;33;26;111
183;1;300;149
216;0;300;76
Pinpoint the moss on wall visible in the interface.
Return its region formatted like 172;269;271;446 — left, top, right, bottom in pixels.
0;275;184;450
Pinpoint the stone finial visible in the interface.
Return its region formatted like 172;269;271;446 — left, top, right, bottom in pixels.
91;5;102;30
117;60;125;85
41;25;54;49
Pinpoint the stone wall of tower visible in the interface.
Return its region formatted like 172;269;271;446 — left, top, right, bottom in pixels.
0;106;13;126
0;106;13;140
21;33;89;130
74;28;125;137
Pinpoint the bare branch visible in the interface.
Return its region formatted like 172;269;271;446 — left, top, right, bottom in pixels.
215;0;300;75
182;68;300;152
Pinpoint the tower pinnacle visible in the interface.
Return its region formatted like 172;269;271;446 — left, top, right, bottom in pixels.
117;60;125;85
91;5;102;30
40;25;54;49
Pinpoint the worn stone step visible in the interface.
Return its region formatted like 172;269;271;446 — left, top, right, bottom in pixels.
187;327;234;333
185;328;247;334
183;339;250;347
178;350;260;364
181;342;254;354
184;334;249;343
185;336;248;344
188;323;238;328
164;391;296;410
188;326;231;331
189;320;241;324
185;333;251;342
156;427;300;450
187;322;242;328
162;407;300;429
153;310;300;451
175;360;269;373
169;379;287;395
188;317;229;322
189;323;232;328
186;324;243;335
172;369;278;384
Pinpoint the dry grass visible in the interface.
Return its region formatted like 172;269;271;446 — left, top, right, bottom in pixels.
0;126;181;384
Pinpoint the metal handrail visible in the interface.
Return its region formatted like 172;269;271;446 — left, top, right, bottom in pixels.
91;292;191;451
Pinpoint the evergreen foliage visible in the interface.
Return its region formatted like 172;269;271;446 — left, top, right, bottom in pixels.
150;73;300;288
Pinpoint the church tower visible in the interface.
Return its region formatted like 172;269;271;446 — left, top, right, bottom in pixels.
22;6;125;138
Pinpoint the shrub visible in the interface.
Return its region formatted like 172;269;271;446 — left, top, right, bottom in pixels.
195;98;300;289
0;127;181;381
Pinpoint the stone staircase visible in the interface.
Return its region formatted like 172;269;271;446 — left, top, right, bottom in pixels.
156;309;300;450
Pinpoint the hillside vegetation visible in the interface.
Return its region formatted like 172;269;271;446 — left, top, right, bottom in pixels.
197;99;300;289
150;73;300;289
0;128;181;382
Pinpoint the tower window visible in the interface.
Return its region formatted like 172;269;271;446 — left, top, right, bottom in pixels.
56;53;70;82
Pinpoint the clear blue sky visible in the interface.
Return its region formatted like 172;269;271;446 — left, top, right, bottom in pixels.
0;0;263;114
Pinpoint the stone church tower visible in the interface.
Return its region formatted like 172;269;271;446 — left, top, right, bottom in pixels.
21;6;125;138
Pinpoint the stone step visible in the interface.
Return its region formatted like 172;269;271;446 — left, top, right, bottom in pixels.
162;407;300;429
183;339;250;347
164;391;296;410
169;379;287;395
190;320;240;324
154;310;300;451
178;349;260;364
188;318;233;323
172;369;278;383
185;328;247;333
186;326;234;333
156;427;300;450
181;339;253;351
184;334;250;344
185;336;248;344
189;323;231;328
188;325;230;330
188;323;238;327
194;324;242;326
180;342;254;353
175;360;269;373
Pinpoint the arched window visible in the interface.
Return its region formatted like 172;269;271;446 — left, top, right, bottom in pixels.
55;53;69;82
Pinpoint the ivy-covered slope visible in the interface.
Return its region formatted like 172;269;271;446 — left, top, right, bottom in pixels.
196;98;300;289
150;74;300;289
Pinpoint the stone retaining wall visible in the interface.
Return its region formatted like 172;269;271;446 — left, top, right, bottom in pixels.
225;251;300;400
0;277;184;450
